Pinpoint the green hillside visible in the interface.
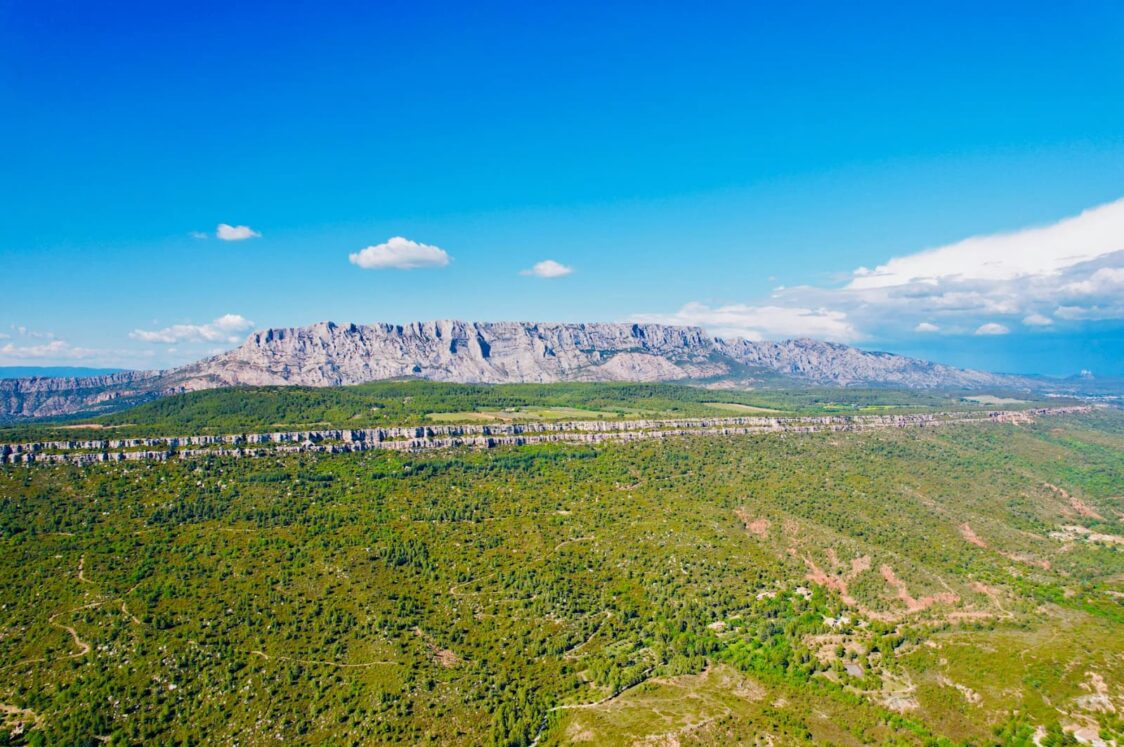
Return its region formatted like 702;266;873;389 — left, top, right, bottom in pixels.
0;381;1041;442
1;405;1121;745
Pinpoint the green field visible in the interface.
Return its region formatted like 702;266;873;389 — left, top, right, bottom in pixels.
0;400;1121;745
424;406;626;423
699;402;784;414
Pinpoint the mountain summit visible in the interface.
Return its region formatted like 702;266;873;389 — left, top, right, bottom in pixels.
0;320;1033;420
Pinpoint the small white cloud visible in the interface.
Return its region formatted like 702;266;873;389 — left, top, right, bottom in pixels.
520;259;574;278
190;231;209;240
216;224;261;241
1022;313;1053;327
349;237;450;270
130;314;255;344
1054;304;1121;321
974;322;1009;336
914;322;940;333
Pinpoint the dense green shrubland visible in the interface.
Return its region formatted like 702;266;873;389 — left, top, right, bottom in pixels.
0;410;1120;745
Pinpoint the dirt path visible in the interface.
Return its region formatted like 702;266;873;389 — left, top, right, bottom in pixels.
120;600;143;626
47;600;105;659
2;559;149;677
528;669;655;747
0;702;42;732
552;536;594;552
562;611;612;660
76;554;94;584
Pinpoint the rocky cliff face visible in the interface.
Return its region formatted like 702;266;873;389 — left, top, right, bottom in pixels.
0;371;165;420
0;320;1035;421
173;321;729;386
715;338;1022;388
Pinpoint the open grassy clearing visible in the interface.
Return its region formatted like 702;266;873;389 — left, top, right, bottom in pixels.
424;406;626;423
963;395;1030;405
700;402;783;414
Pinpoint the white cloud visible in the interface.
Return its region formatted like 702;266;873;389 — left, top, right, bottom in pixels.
0;339;97;360
130;314;255;344
1060;266;1124;297
190;231;209;240
520;259;574;278
974;322;1009;336
633;197;1124;342
8;326;52;339
349;237;450;270
632;302;859;342
848;198;1124;290
1054;304;1122;321
216;224;261;241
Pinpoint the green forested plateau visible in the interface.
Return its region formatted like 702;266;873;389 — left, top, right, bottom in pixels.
0;401;1121;745
0;381;1048;442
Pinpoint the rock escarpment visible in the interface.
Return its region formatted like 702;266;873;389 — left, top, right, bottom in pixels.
715;338;1015;388
176;321;727;386
0;320;1036;421
0;371;165;420
2;407;1091;465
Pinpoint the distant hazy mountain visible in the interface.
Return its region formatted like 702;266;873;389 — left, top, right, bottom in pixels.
0;366;125;379
0;320;1046;421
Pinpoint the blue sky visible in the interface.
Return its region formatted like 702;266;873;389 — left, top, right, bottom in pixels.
3;0;1124;376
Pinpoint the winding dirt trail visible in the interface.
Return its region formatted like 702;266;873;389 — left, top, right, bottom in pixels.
120;600;143;626
77;554;94;585
562;611;613;660
48;601;102;658
528;669;655;747
0;702;42;732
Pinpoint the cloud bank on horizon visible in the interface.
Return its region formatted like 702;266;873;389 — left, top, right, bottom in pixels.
635;197;1124;343
130;314;255;345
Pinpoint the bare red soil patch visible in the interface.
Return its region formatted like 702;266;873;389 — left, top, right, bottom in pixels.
1045;482;1104;520
958;523;988;548
735;508;770;538
802;552;869;607
879;565;958;613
